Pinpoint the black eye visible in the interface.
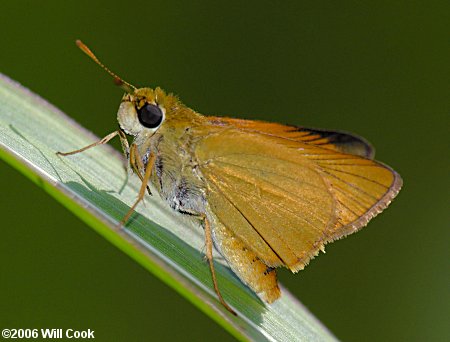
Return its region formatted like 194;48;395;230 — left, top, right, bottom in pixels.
137;103;163;128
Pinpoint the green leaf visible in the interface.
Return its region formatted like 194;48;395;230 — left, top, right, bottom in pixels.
0;73;337;342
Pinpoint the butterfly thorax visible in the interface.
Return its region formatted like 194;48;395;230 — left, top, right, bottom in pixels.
149;123;208;216
116;87;210;216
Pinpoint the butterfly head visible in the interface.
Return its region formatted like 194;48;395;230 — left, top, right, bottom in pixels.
117;87;171;136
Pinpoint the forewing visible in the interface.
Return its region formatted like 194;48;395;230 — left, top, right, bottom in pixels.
196;129;401;272
207;116;374;158
310;145;402;240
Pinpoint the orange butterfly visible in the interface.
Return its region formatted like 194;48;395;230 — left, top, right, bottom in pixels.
58;41;402;315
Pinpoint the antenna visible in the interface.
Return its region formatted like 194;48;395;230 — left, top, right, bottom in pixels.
76;39;136;92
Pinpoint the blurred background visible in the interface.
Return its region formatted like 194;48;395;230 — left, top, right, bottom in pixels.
1;1;448;341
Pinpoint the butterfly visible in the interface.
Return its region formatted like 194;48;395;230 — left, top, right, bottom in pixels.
58;41;402;315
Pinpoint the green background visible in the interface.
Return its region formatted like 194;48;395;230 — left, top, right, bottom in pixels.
1;1;448;341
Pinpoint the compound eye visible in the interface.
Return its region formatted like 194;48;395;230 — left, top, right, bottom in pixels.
137;103;163;128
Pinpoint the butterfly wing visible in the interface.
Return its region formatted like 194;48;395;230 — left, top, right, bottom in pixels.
195;128;402;273
207;116;375;158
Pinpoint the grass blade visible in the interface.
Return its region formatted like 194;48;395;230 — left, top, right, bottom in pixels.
0;73;337;342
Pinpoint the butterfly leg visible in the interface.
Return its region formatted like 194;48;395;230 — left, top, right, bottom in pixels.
202;215;237;316
56;130;126;156
129;144;151;195
121;149;156;225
